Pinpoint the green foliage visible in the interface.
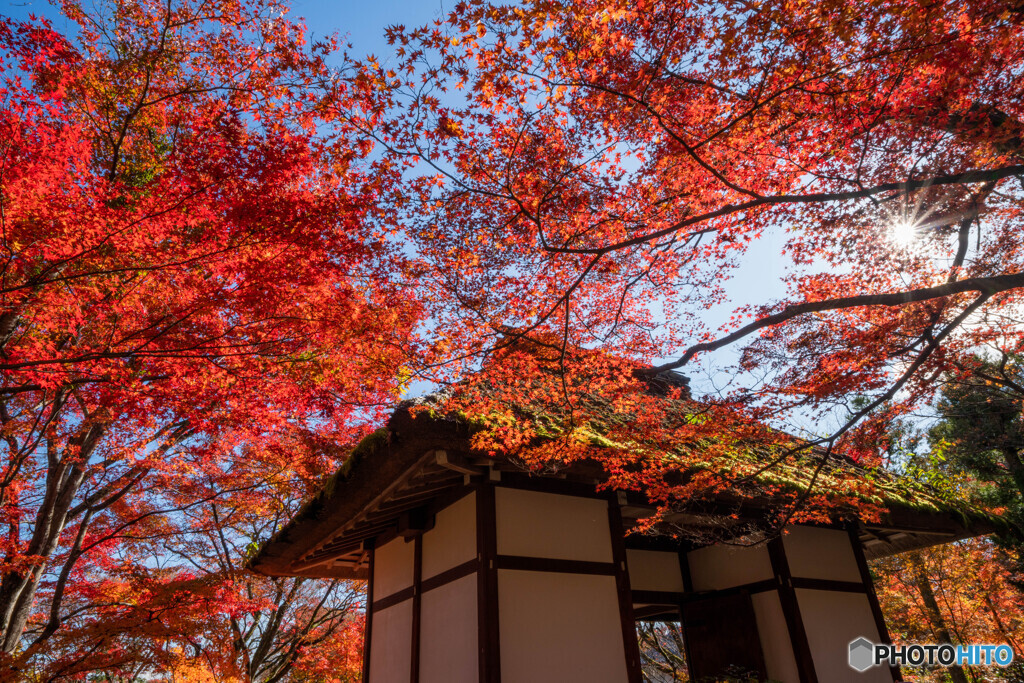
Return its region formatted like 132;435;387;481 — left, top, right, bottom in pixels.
930;354;1024;574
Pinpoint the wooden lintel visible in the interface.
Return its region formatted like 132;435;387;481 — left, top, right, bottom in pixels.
294;451;437;569
434;449;482;475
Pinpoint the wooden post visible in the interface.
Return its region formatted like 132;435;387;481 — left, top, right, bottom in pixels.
476;483;501;683
410;535;422;683
363;544;375;683
847;524;902;682
677;543;697;680
768;537;819;683
608;496;643;683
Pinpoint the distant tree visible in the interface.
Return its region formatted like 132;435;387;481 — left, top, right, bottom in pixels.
867;358;1024;682
932;354;1024;564
873;538;1024;683
637;621;689;683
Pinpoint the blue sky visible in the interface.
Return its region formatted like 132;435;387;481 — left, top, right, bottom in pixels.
1;1;448;54
292;1;448;58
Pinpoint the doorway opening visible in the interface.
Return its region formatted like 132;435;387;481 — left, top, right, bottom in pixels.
635;592;766;683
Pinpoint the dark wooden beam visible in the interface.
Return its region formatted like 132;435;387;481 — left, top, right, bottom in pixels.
362;544;375;683
410;534;422;683
371;585;414;613
849;524;903;682
676;544;697;680
420;558;479;594
622;535;685;553
494;555;617;575
634;604;680;620
477;483;501;683
790;577;868;593
497;472;609;499
768;538;819;683
687;579;778;602
399;508;433;540
609;497;644;683
631;589;687;605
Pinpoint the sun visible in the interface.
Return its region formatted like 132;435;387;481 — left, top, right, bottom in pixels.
889;217;920;247
885;192;938;250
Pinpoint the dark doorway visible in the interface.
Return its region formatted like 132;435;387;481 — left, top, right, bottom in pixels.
635;591;767;683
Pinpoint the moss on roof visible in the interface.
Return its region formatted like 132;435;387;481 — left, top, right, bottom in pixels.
415;368;1007;532
251;363;1010;578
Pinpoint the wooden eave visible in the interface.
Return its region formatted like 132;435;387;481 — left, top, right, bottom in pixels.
248;407;1000;580
248;408;474;580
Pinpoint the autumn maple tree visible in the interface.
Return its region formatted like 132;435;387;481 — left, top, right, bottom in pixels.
347;0;1024;526
5;0;1024;676
874;537;1024;682
0;0;417;677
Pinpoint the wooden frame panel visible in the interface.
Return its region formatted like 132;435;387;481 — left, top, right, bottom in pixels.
768;537;819;683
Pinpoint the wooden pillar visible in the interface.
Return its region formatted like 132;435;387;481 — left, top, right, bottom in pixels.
848;525;902;682
676;542;697;680
410;535;422;683
608;497;643;683
476;483;501;683
768;537;819;683
363;544;375;683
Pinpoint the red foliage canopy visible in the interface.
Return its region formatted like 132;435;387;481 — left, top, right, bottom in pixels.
356;0;1024;521
0;0;415;675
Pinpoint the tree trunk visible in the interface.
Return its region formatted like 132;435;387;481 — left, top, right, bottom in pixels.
1000;447;1024;501
0;421;104;654
983;592;1021;658
909;553;971;683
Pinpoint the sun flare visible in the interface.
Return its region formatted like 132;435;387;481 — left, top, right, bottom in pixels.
889;218;920;247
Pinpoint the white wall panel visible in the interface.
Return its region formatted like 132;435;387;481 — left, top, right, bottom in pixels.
422;492;476;579
796;589;893;683
687;543;774;591
626;549;685;593
495;488;612;562
498;569;627;683
752;590;800;683
368;599;412;683
783;526;862;583
373;536;415;599
419;574;478;683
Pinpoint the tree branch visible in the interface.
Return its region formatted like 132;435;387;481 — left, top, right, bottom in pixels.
652;272;1024;372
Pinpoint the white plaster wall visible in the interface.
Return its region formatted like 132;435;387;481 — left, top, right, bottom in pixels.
495;488;612;562
783;526;862;583
687;543;774;591
422;491;476;579
796;588;893;683
419;573;478;683
626;549;685;593
498;569;628;683
368;599;412;683
751;590;800;683
373;536;415;599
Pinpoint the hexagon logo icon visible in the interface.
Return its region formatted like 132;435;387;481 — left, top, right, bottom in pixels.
849;637;875;672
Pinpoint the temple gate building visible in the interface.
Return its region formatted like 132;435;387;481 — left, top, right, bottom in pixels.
250;371;996;683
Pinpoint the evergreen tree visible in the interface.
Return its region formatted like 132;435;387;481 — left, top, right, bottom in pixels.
931;354;1024;574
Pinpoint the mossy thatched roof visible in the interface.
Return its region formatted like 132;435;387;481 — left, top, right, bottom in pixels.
250;369;1007;578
